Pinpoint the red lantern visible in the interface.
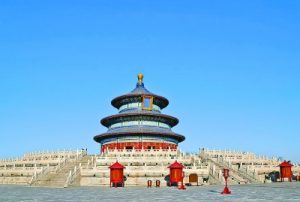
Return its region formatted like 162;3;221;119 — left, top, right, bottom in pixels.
223;168;229;179
221;168;231;194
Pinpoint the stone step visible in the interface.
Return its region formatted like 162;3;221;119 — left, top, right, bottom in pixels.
31;155;92;187
207;157;258;185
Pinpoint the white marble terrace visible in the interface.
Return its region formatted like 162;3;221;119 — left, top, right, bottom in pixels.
0;149;86;185
200;148;300;182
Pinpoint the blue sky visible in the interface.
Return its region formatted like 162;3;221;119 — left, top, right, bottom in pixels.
0;1;299;162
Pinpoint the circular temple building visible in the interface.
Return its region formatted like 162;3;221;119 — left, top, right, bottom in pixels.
94;74;185;153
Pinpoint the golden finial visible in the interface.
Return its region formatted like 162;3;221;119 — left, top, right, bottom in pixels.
137;73;143;84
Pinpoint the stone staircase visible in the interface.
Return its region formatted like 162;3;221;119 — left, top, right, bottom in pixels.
202;154;260;185
208;168;222;185
208;159;249;185
68;155;92;187
213;158;260;184
31;155;92;188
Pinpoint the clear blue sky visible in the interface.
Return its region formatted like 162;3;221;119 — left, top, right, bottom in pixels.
0;1;299;162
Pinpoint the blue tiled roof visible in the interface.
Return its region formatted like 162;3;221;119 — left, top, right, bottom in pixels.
94;125;185;143
107;125;172;133
100;111;179;127
129;82;152;94
111;82;169;109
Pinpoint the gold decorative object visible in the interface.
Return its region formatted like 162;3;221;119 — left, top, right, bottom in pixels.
138;73;144;84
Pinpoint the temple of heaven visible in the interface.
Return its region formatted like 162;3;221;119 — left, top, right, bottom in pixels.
94;74;185;153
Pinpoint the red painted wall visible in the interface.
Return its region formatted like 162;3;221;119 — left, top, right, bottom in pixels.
101;142;177;152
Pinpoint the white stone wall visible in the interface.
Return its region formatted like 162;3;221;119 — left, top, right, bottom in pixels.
80;149;209;186
0;149;86;185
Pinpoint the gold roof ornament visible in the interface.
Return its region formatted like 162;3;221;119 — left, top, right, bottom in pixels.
137;73;144;84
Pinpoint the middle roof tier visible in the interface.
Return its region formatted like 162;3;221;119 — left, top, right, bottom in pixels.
101;111;179;128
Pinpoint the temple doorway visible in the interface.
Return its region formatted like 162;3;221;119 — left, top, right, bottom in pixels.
189;173;198;186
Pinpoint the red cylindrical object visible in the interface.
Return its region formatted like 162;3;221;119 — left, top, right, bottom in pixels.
147;180;152;188
155;180;160;187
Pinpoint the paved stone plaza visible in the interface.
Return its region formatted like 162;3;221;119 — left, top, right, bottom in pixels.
1;182;300;201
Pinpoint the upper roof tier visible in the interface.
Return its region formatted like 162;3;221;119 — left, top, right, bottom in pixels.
111;74;169;109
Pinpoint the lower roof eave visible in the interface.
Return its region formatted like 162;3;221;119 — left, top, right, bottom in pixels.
93;132;185;143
